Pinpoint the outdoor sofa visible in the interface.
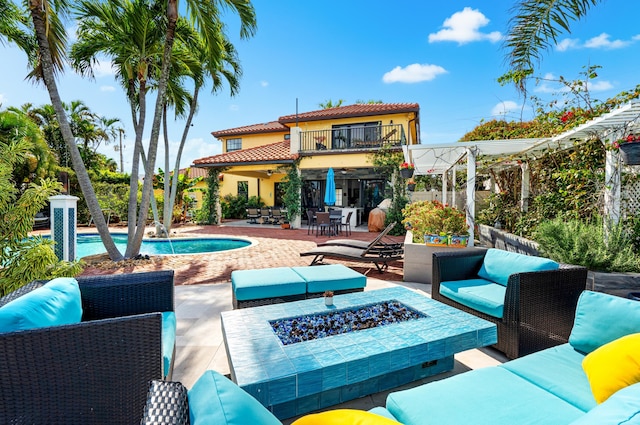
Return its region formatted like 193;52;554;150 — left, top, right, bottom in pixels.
140;290;640;425
432;247;588;359
0;270;176;425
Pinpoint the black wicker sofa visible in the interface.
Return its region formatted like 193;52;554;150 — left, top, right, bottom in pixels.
0;270;175;425
432;248;587;359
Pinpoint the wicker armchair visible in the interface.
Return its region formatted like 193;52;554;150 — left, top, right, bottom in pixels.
0;270;175;425
432;249;587;359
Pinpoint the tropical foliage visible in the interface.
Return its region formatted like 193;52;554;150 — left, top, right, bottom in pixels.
0;129;82;296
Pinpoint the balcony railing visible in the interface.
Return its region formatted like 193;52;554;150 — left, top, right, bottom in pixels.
299;124;406;153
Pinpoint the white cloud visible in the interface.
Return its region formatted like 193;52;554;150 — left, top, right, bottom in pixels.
93;59;116;78
100;85;116;92
382;63;447;83
229;104;239;111
556;38;579;52
428;7;502;44
587;80;613;92
0;94;5;105
584;33;629;49
260;80;269;87
491;101;519;117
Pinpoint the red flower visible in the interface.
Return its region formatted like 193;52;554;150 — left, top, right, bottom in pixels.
560;111;574;123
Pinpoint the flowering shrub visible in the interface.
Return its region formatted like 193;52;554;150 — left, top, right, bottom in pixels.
612;134;640;149
402;200;468;243
400;162;414;170
406;178;416;185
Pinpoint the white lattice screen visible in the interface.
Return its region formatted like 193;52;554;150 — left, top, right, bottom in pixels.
622;178;640;216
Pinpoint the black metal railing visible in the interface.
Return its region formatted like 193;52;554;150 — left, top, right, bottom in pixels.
299;124;406;152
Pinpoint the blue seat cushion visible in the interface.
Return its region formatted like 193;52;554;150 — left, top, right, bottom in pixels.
569;290;640;354
162;311;176;379
501;344;596;412
188;370;281;425
439;278;506;318
385;367;584;425
231;267;306;301
569;382;640;425
477;248;559;286
0;277;82;332
292;264;366;294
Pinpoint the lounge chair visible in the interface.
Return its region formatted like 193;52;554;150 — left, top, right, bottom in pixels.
300;235;403;273
318;222;403;254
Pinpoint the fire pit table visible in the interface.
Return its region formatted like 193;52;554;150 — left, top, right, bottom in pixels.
221;286;497;419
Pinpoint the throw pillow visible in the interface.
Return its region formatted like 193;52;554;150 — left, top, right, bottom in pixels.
0;277;82;332
291;409;401;424
582;333;640;404
569;291;640;354
477;249;558;286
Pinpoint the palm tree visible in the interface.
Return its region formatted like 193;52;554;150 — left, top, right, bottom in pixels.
505;0;600;92
132;0;255;256
162;30;241;234
18;0;123;260
319;99;345;109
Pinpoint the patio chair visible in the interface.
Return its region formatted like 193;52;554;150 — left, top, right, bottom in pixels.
271;208;283;225
306;209;317;235
0;270;175;425
259;208;271;224
300;238;403;273
319;222;402;254
246;208;260;224
315;212;333;236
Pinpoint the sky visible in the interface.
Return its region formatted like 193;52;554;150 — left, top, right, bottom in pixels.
1;0;639;175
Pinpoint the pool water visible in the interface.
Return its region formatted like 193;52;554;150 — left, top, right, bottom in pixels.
69;234;251;258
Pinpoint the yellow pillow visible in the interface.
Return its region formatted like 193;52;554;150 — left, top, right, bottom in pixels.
582;333;640;404
291;409;400;425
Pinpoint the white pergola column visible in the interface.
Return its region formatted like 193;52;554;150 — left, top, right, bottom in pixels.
605;149;621;224
451;164;457;208
520;161;530;212
442;171;447;204
466;147;477;246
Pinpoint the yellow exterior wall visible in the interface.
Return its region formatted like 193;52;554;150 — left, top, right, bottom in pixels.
299;153;371;170
221;131;287;152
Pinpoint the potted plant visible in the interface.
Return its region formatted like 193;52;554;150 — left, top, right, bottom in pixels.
407;178;416;192
402;200;468;247
399;162;414;179
613;134;640;165
324;290;334;306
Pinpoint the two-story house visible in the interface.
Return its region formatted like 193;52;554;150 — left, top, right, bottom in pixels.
192;103;420;225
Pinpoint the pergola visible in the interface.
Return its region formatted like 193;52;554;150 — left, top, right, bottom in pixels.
404;102;640;245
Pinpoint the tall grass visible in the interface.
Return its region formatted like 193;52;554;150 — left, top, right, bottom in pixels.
534;217;640;273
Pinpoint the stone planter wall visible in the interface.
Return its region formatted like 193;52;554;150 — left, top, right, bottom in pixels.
478;224;540;256
403;231;472;285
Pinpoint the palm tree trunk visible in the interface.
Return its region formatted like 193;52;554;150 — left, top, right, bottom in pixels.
28;0;123;261
162;103;171;232
169;84;200;226
129;0;178;255
125;79;146;257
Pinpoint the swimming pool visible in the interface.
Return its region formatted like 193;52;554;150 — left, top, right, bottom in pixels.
68;233;253;258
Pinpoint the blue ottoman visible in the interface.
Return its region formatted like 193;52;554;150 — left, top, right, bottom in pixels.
292;264;366;296
231;267;306;309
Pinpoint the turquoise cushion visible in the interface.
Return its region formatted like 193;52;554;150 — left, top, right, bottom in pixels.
231;267;306;301
501;343;595;412
162;311;176;379
292;264;366;293
386;367;584;425
569;383;640;425
569;290;640;354
188;370;281;425
0;278;82;332
439;278;506;318
368;407;399;421
477;248;559;286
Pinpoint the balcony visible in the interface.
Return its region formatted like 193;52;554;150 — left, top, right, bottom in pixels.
299;124;406;153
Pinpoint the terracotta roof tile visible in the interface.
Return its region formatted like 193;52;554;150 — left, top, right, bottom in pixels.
211;121;288;138
278;103;419;123
193;141;295;166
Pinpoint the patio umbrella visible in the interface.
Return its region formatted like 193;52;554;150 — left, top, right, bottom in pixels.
324;167;336;206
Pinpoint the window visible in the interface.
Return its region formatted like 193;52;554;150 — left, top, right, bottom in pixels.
331;121;381;148
238;181;248;200
226;138;242;152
